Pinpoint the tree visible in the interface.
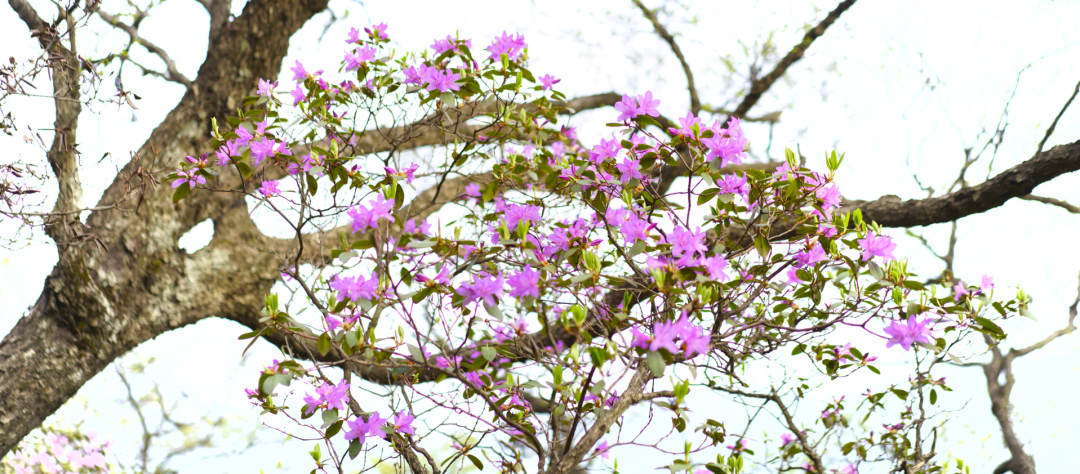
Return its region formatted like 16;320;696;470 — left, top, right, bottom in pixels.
2;1;1078;473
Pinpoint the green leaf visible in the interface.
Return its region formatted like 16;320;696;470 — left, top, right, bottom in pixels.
481;346;497;362
317;333;332;356
467;454;485;471
407;344;426;362
646;351;666;377
975;316;1005;336
325;419;343;438
172;183;191;202
930;388;937;405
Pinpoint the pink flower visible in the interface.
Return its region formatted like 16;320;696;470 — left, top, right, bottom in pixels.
594;439;611;459
780;433;794;445
981;274;995;292
615;157;643;183
539;74;560;90
172;169;205;189
257;78;277;97
857;231;896;262
258;180;280;197
507;266;541;298
701;255;730;282
614;94;638;121
953;280;970;301
882;316;935;351
795;243;828;268
331;273;378;302
392;411;415;435
485;31;527;61
458;273;504;307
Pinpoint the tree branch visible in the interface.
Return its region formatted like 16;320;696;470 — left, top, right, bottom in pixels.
842;140;1080;227
96;10;194;88
729;0;857;119
1037;77;1080;154
1018;194;1080;214
632;0;700;114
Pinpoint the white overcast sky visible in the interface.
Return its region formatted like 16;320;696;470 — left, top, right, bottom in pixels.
3;0;1080;473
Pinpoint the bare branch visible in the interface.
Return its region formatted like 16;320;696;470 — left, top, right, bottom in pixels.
96;10;194;88
1018;194;1080;214
729;0;857;119
1037;77;1080;154
631;0;700;114
1012;272;1080;358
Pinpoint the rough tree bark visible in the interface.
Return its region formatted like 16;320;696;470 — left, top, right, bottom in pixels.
2;1;1078;472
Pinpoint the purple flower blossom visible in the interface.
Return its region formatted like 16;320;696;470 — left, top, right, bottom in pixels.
702;118;748;166
458;273;504;307
465;182;482;198
216;140;240;165
717;173;749;200
485;31;527;61
882;316;935;351
368;22;389;40
539;74;560;90
258;180;281;197
589;135;621;164
615;157;643;183
981;274;995;292
780;433;794;445
430;36;455;54
290;60;308;81
507;266;541;298
818;224;838;238
857;231;896;262
669;226;707;264
392;411;415;435
619;215;652;245
795;243;828;268
701;255;730;282
953;280;970;301
669;111;702;137
347;194;395;232
594;439;611;459
424;68;461;93
303;381;350;415
291;83;306;105
345;46;377;71
816;184;842;211
249;136;278;166
257;78;277;97
505;203;541;230
331;273;378;302
346;27;361;44
614;94;638;121
635;91;660;117
345;411;387;443
172;169;205;189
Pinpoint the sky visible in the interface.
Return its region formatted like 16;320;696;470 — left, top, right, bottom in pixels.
2;0;1080;472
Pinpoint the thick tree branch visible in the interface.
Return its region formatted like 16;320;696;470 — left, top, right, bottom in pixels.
7;0;44;33
843;140;1080;227
632;0;700;114
96;10;194;88
729;0;857;119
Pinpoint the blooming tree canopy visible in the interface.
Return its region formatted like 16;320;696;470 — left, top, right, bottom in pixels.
153;23;1027;474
